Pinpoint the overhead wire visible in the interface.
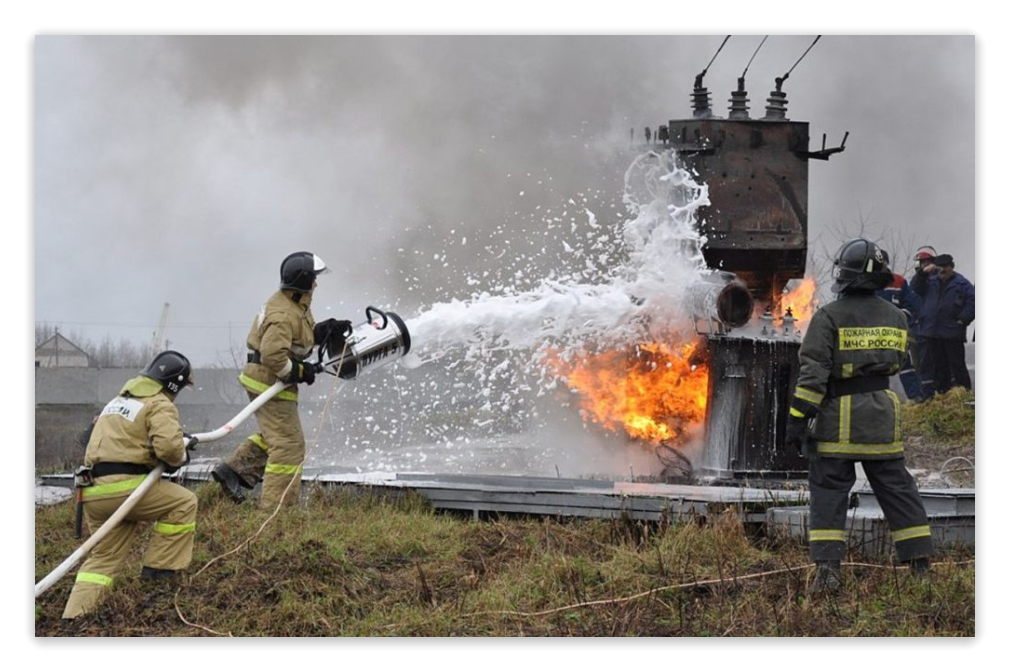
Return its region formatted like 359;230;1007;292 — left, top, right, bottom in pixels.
786;35;822;76
695;35;732;86
777;34;822;87
702;35;732;75
742;35;769;79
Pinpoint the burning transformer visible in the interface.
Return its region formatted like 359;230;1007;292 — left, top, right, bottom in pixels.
644;72;846;482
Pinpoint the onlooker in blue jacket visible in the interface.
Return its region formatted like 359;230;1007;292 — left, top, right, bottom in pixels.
877;249;924;400
910;253;975;397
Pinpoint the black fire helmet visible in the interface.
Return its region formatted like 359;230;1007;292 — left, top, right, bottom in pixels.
141;350;194;395
279;251;331;292
831;238;892;294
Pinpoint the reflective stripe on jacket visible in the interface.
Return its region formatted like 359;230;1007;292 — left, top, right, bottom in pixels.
791;293;907;459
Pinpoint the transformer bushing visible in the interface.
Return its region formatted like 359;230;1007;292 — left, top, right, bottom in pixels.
691;86;713;119
763;89;789;120
728;78;750;119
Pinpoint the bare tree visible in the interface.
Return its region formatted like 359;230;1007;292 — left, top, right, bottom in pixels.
808;207;921;300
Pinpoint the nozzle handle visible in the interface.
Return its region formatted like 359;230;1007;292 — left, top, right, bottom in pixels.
365;305;388;330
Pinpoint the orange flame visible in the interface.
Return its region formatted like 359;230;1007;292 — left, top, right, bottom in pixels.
553;340;709;445
773;277;819;325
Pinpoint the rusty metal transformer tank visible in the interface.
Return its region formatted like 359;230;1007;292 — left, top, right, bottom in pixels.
667;117;812;303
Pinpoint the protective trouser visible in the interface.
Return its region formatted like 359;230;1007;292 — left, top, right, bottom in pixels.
808;455;933;563
222;391;304;509
920;337;972;398
62;480;197;619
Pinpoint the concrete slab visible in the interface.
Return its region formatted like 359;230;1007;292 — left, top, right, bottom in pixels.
767;498;975;558
39;468;973;550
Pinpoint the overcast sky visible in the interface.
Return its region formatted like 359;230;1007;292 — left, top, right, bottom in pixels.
34;35;974;365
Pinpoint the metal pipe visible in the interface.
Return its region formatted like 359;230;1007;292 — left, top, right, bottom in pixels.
686;273;754;333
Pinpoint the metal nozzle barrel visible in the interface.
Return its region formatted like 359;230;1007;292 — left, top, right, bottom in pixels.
327;307;412;380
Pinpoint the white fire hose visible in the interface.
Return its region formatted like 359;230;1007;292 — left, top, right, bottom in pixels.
34;380;289;599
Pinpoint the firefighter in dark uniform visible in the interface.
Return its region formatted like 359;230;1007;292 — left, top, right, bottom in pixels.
785;239;933;594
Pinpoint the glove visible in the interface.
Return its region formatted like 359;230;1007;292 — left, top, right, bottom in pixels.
283;357;317;386
785;415;809;458
315;319;353;357
314;318;351;342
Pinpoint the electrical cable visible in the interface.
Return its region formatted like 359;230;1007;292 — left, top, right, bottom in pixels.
698;35;732;82
786;35;821;77
742;35;769;78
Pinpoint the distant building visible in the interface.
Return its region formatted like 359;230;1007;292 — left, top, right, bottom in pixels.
35;333;93;368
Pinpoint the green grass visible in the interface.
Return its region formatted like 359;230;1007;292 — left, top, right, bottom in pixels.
35;484;974;637
902;388;975;446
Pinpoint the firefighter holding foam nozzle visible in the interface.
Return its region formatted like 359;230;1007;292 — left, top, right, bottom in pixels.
785;239;933;595
62;351;198;619
212;251;351;508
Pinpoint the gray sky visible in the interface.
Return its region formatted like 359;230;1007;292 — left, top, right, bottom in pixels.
34;35;975;365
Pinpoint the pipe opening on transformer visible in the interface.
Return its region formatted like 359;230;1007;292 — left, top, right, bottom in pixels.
686;272;755;335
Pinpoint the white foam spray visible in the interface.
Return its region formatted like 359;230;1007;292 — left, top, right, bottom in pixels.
309;150;717;477
406;151;711;366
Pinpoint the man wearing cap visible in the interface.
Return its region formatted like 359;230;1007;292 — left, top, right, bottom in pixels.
910;252;975;398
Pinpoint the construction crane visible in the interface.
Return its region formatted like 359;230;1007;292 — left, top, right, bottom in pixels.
150;302;170;358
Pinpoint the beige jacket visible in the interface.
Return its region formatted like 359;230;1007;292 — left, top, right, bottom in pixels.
82;376;187;499
240;288;315;398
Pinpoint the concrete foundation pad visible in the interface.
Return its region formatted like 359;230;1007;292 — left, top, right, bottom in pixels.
767;487;975;557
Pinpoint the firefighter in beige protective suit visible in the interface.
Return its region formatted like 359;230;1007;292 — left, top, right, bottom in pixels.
62;351;198;620
212;252;348;508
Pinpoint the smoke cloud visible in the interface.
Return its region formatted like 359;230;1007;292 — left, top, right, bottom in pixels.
36;36;974;365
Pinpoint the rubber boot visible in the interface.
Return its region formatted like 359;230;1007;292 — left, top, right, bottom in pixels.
810;560;842;595
212;463;248;503
140;566;179;583
910;556;931;578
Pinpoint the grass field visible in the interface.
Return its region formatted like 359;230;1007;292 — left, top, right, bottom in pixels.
35;485;974;637
35;392;975;637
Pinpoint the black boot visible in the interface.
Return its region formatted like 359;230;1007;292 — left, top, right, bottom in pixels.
910;556;931;577
810;561;842;595
212;463;248;503
140;566;178;582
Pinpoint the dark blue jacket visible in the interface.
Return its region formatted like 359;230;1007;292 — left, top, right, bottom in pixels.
876;272;922;335
910;270;975;341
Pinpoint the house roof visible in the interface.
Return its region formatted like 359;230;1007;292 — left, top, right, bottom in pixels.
35;333;93;365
